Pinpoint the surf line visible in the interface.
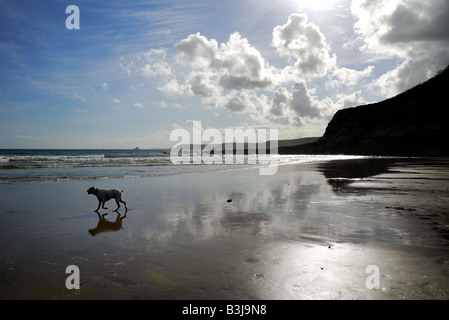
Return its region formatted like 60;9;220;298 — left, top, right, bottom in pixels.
182;304;216;318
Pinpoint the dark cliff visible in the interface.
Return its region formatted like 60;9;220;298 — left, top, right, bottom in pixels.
280;66;449;156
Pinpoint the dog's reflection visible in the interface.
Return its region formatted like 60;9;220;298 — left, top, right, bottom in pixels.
88;209;127;236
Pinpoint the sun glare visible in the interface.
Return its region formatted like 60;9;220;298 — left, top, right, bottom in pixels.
297;0;341;11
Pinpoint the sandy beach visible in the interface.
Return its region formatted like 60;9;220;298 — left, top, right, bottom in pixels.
0;157;448;300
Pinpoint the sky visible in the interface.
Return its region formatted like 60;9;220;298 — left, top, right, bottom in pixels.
1;0;448;149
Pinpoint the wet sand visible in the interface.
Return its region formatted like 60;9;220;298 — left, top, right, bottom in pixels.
1;158;449;300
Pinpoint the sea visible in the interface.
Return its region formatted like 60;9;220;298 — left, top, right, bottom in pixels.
0;149;364;183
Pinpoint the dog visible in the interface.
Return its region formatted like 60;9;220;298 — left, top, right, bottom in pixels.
87;187;127;212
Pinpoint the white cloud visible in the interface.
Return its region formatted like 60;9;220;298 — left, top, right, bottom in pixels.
312;90;369;121
289;82;320;118
102;82;109;91
142;48;173;78
171;27;338;121
122;48;173;79
186;71;217;97
157;79;192;97
121;11;349;127
376;58;436;98
350;0;449;96
335;90;368;110
330;65;374;87
223;90;257;113
352;0;449;51
251;83;370;126
175;32;218;69
133;102;144;108
250;81;325;126
122;12;365;128
272;13;336;78
172;31;283;114
176;32;277;91
113;98;120;104
125;7;445;130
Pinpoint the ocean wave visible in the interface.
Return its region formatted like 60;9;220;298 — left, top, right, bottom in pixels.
0;154;172;169
0;149;366;183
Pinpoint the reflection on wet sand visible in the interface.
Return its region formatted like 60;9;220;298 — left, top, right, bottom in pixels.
139;168;321;244
317;157;395;191
317;157;449;246
1;158;448;299
83;158;449;250
88;209;128;236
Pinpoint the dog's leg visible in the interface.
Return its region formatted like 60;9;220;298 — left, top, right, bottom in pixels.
114;198;121;211
102;201;108;210
95;201;101;212
120;199;127;210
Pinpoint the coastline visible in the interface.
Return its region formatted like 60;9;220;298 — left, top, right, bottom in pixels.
0;157;448;299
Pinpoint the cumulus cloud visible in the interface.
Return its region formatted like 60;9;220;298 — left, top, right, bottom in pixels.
288;82;320;118
330;65;374;87
157;78;192;97
171;24;341;119
350;0;449;96
142;48;173;78
186;71;217;97
272;13;336;78
223;90;254;113
176;32;277;91
376;58;439;97
171;31;282;113
251;81;327;126
122;48;173;78
334;90;368;111
122;11;386;127
352;0;449;50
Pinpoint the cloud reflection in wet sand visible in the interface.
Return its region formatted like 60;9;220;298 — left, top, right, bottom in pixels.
122;158;449;249
1;158;448;299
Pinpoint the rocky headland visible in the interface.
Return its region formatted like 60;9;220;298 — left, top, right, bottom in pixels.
280;66;449;157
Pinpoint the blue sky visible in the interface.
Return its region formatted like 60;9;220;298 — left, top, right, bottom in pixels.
1;0;448;149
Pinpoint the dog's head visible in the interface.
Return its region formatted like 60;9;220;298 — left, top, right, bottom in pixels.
87;187;96;195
